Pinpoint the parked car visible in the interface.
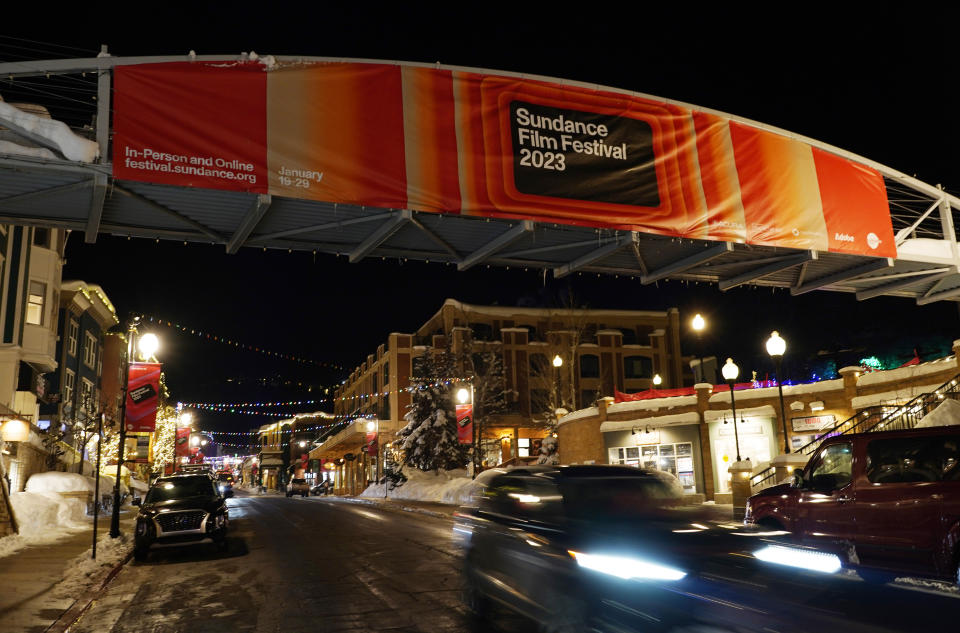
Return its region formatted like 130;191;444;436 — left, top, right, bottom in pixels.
286;478;309;497
311;480;331;496
457;464;960;633
133;473;229;561
745;424;960;583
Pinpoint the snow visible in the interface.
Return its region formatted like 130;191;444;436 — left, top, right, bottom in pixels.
0;101;99;162
856;356;957;386
361;467;502;505
607;395;698;413
914;398;960;428
0;139;58;159
600;411;700;432
25;471;97;493
51;530;133;601
557;406;599;425
708;379;843;403
897;238;955;260
850;382;942;409
8;491;88;538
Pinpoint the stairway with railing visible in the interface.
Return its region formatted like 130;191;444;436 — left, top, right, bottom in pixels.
749;372;960;492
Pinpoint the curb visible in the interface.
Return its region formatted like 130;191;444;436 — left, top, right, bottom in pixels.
45;548;133;633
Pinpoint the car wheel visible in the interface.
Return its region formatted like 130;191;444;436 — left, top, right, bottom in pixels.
461;572;492;620
134;547;149;562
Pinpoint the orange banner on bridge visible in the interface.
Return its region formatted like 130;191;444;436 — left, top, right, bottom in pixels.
113;61;895;257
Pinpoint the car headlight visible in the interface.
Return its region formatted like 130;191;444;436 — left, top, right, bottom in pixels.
753;544;842;574
568;550;686;581
215;513;226;528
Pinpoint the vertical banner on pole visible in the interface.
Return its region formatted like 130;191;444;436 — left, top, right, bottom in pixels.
456;404;474;444
126;362;162;432
365;430;378;456
175;427;191;457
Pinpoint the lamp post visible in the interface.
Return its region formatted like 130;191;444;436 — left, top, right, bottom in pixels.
692;314;706;383
110;320;159;539
721;358;742;462
652;373;662;388
766;331;790;454
552;354;563;410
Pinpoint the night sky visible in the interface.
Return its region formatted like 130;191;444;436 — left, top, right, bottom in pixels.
4;8;960;440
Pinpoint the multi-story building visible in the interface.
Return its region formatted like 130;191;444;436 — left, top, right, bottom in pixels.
0;225;68;498
39;281;118;471
311;299;687;493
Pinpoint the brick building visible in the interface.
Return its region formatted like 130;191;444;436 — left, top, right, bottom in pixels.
558;341;960;503
311;299;688;493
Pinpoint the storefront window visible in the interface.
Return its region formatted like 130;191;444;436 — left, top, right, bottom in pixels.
608;442;696;494
711;417;775;494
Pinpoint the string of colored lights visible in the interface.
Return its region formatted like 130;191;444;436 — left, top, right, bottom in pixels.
183;378;460;410
197;417;369;437
144;316;347;371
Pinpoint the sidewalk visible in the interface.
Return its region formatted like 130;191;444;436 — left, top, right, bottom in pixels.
0;510;134;633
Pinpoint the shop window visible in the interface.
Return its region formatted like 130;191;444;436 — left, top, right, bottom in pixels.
83;332;98;368
609;441;696;493
579;354;599;378
63;369;75;405
624;356;653;379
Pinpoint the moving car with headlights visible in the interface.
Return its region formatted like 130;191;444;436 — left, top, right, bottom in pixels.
455;465;958;633
133;473;229;561
745;425;960;583
215;471;235;498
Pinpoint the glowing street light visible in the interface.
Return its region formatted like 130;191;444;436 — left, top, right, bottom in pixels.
652;374;662;387
138;332;159;360
692;314;707;383
766;331;790;454
552;354;563;368
721;358;742;462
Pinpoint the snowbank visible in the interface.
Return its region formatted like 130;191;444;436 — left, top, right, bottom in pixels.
361;467;506;505
9;491;89;536
52;530;133;600
25;471;96;493
915;398;960;428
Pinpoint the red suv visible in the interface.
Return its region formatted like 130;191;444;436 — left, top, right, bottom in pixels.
745;424;960;583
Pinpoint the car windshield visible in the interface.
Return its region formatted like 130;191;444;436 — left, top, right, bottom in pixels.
146;477;216;502
560;476;680;521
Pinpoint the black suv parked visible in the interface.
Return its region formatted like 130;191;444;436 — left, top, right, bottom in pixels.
134;474;229;561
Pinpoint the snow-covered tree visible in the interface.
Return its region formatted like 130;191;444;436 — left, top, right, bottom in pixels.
150;405;178;475
397;351;469;472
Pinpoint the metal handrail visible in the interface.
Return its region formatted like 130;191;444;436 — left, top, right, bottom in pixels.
750;372;960;490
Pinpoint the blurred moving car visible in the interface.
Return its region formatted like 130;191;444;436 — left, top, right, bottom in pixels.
311;480;331;496
215;472;235;498
133;473;229;561
746;425;960;584
286;478;309;497
455;465;959;633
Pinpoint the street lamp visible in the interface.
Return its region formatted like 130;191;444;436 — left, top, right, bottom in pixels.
652;373;662;387
692;314;707;383
552;354;563;410
766;331;790;454
721;358;742;462
110;318;159;538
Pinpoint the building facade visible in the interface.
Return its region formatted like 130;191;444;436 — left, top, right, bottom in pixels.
311;299;688;493
559;341;960;503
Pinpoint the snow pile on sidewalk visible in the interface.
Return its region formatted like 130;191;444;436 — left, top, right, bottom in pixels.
10;490;89;534
52;530;133;600
361;467;505;505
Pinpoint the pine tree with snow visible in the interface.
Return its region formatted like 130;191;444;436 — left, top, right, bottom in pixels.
397;351;469;473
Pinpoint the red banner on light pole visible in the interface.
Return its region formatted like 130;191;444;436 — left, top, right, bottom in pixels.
126;362;162;432
456;404;474;444
175;427;191;457
365;430;378;456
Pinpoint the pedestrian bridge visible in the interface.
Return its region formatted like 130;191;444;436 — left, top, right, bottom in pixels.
2;53;960;304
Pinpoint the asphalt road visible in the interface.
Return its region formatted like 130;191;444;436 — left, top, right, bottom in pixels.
69;492;532;633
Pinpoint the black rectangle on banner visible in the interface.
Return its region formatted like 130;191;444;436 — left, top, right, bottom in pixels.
510;100;659;207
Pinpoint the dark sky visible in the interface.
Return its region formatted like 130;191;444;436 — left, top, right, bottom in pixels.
4;8;960;438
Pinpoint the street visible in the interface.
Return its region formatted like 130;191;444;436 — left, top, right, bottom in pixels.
70;491;531;633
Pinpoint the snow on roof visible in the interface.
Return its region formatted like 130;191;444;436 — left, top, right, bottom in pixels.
607;395;698;414
856;356;957;387
600;411;700;432
0;139;57;159
897;238;954;260
708;379;844;403
703;404;776;422
0;101;98;162
558;406;599;425
850;383;943;409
